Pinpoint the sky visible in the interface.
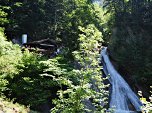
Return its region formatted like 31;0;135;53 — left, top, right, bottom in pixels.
92;0;103;5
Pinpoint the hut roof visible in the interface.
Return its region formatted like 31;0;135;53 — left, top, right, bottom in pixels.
23;38;57;49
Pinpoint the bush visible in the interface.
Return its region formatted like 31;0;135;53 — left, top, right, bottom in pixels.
42;24;109;113
5;50;58;111
0;96;29;113
0;29;58;111
138;87;152;113
0;28;22;92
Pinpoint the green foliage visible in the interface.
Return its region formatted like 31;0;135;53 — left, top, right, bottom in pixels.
72;24;108;112
41;24;108;113
138;86;152;113
0;0;110;112
0;29;8;92
0;2;108;111
0;96;29;113
0;6;8;26
1;0;105;57
0;28;22;92
7;51;50;106
0;29;57;111
60;1;105;55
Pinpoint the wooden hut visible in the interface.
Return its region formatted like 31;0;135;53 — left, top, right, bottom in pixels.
23;38;57;57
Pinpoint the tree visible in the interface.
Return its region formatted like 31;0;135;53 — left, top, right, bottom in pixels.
45;24;108;113
2;0;104;57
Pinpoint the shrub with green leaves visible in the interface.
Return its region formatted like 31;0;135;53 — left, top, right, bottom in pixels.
0;28;22;92
0;28;58;111
138;87;152;113
0;96;29;113
4;49;60;111
42;24;108;113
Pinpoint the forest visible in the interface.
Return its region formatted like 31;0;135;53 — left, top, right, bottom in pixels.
0;0;152;113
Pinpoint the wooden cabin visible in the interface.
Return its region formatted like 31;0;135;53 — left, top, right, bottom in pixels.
23;38;58;57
